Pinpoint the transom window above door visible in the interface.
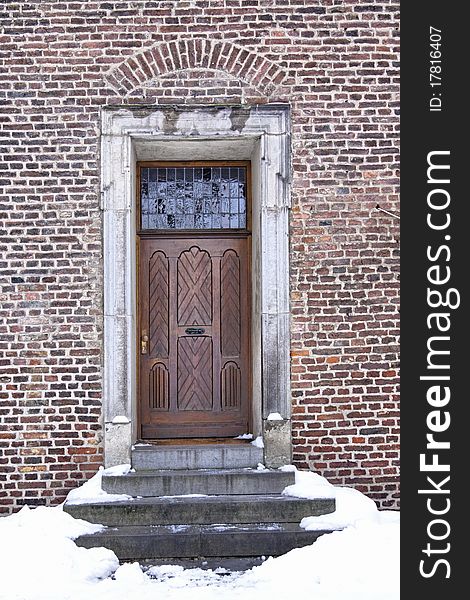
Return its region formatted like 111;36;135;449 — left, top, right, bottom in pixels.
139;162;249;231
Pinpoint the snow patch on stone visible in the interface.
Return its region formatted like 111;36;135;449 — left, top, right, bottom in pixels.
282;468;335;500
111;415;130;424
160;494;209;499
250;436;264;448
278;464;297;472
65;465;132;505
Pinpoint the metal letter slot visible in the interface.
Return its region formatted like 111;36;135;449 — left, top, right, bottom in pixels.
185;327;205;335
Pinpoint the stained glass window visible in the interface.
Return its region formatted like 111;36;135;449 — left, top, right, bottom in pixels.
140;166;248;230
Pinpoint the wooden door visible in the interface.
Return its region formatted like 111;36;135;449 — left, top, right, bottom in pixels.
138;235;250;438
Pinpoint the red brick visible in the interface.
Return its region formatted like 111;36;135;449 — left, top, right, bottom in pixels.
0;0;400;513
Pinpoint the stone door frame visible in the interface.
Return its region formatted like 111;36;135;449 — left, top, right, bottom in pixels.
101;105;291;467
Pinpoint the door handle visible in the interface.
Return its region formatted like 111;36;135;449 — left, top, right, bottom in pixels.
141;331;149;354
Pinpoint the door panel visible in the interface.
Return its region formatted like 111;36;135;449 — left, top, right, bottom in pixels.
148;251;169;357
177;336;213;411
177;246;212;325
139;236;250;438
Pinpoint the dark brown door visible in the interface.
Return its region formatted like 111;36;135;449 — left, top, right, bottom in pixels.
138;235;250;438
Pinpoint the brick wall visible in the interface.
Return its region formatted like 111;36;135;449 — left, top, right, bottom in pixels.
0;0;400;512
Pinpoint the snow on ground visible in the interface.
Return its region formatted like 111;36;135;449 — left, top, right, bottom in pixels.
281;467;382;529
0;505;118;600
0;465;399;600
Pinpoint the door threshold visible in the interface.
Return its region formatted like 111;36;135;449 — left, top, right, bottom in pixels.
137;438;253;446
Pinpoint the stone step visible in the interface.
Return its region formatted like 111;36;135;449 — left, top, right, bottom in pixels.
75;522;334;561
102;468;294;497
131;443;263;471
140;556;266;571
64;494;335;527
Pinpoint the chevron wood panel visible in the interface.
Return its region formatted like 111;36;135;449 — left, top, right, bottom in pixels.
149;363;169;411
177;336;213;411
177;246;212;326
220;249;241;357
148;250;169;357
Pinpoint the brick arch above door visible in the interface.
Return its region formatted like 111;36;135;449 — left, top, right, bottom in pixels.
103;38;288;98
101;104;292;469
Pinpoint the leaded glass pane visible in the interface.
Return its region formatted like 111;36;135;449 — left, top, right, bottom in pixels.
140;166;248;230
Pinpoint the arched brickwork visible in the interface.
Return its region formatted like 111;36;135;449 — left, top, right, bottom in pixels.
104;38;286;97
